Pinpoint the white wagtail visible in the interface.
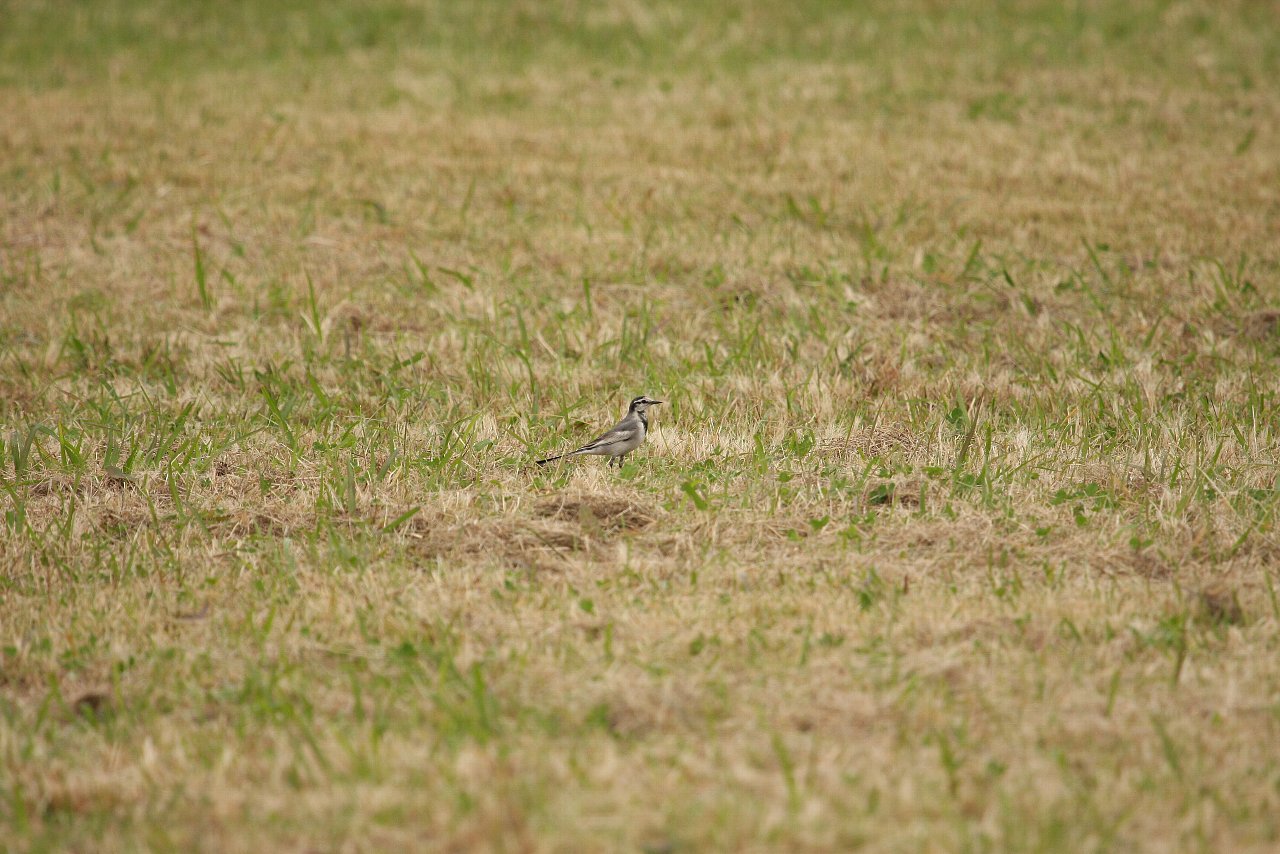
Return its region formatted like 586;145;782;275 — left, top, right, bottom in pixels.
536;395;662;469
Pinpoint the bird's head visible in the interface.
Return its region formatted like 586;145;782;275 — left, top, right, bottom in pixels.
629;395;663;414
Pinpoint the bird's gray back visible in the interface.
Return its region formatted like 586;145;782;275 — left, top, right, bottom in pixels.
579;412;643;454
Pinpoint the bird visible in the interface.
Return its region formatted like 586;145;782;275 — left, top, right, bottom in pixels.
536;395;663;468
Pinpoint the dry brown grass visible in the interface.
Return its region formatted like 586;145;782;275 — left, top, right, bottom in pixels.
3;1;1280;850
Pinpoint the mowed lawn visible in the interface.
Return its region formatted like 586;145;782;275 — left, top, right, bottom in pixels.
3;1;1280;850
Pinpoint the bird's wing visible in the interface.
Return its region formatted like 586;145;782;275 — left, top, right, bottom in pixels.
574;421;639;453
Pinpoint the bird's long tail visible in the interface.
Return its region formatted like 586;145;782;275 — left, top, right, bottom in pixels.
535;452;568;466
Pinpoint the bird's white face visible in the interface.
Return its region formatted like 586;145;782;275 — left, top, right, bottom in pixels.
630;396;662;413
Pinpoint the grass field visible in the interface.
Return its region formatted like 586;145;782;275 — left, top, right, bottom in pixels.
3;0;1280;850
